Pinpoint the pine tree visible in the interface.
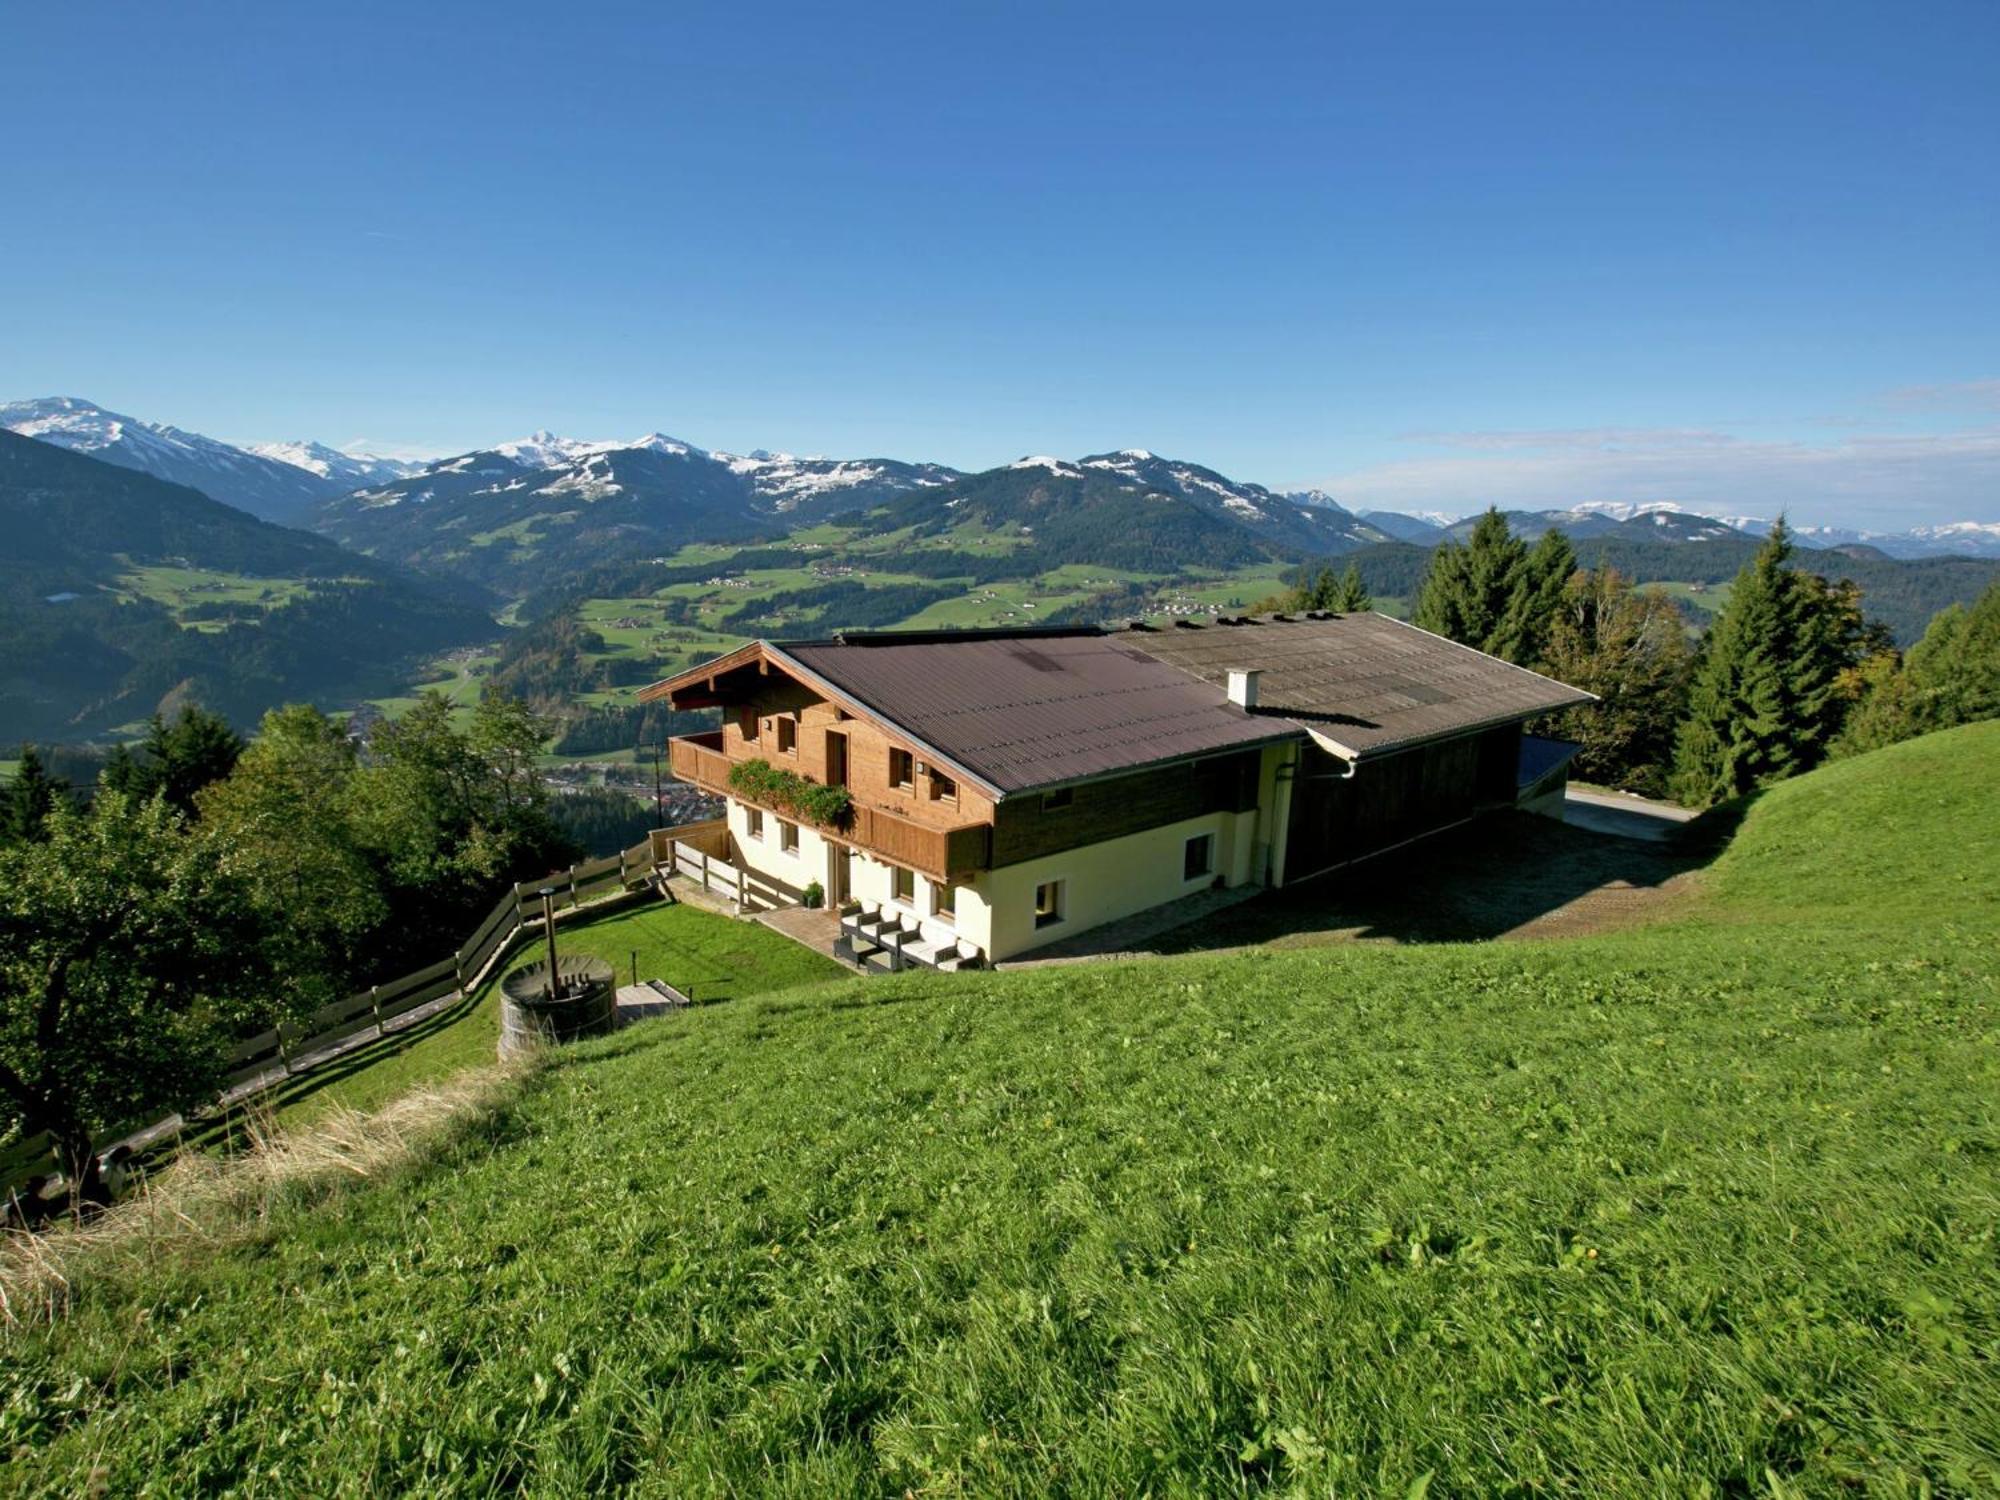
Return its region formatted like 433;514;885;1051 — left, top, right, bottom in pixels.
1835;579;2000;755
99;706;245;816
1493;530;1577;667
2;745;67;846
1329;561;1371;613
1414;508;1527;650
1671;519;1868;806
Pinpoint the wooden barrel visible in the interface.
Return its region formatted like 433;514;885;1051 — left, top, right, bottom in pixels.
498;956;617;1056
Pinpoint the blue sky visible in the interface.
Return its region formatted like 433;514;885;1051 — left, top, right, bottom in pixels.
5;0;1996;527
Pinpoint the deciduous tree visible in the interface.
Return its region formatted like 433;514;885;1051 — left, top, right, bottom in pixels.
1536;568;1692;795
0;794;290;1198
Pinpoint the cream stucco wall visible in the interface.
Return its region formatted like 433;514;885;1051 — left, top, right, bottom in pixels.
724;790;1270;964
726;800;831;897
971;806;1259;961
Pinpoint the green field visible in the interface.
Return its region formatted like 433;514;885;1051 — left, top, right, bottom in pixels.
365;646;503;723
116;564;325;632
6;724;1997;1493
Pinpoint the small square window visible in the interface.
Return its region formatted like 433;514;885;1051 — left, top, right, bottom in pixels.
778;819;799;854
889;748;915;791
932;881;957;920
892;866;915;904
746;807;764;840
1184;833;1215;881
776;717;797;756
1042;787;1074;812
930;769;958;803
1034;879;1064;929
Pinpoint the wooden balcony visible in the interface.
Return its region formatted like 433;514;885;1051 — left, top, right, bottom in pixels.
668;731;991;881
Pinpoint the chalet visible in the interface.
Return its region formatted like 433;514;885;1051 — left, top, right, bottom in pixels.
640;613;1593;967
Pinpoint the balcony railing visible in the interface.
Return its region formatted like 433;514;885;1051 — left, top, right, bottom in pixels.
668;731;991;880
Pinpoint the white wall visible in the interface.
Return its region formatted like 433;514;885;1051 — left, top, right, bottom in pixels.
847;850;988;956
728;793;1267;964
726;799;830;897
971;807;1257;961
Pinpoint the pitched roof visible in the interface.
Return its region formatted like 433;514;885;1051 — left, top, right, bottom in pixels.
774;629;1297;796
1123;612;1595;760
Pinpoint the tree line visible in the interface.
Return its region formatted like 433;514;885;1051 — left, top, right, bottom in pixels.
1388;508;2000;804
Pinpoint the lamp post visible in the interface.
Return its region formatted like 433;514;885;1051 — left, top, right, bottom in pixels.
539;885;559;1000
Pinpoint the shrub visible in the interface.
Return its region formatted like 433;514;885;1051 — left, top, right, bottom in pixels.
801;880;825;909
727;757;853;829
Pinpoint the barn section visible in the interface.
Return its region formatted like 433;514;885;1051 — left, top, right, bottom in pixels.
1120;612;1594;884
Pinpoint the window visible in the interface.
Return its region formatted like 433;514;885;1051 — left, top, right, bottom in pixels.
746;807;764;840
1041;787;1074;812
932;881;957;921
891;866;915;904
776;717;797;756
889;747;915;791
929;768;958;804
1184;833;1216;881
1034;879;1065;929
778;819;799;854
740;709;760;743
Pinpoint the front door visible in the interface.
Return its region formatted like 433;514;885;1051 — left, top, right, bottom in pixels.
825;730;848;787
827;845;852;906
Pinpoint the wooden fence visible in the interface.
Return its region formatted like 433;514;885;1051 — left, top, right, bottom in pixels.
4;835;669;1197
668;842;804;914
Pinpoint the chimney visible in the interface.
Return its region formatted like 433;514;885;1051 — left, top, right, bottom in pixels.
1227;668;1261;709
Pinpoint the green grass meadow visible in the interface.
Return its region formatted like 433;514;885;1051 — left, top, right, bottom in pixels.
4;726;1997;1493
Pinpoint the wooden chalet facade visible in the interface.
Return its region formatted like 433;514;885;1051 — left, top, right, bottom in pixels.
641;614;1593;966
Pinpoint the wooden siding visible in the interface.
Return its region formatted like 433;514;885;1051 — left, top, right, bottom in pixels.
1282;724;1521;883
989;750;1262;870
671;727;990;881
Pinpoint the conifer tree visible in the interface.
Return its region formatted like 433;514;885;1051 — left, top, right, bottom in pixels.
1835;579;2000;755
1329;561;1371;613
1413;508;1526;650
1494;529;1577;667
1670;519;1867;805
2;746;66;846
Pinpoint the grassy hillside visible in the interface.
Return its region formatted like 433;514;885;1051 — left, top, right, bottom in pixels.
5;726;1998;1494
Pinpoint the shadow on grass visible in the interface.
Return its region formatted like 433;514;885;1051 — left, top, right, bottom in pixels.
1151;809;1735;953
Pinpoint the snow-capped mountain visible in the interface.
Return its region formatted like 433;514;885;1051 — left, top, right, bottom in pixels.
1353;509;1454;544
1564;501;2000;559
312;435;965;589
1;396;334;523
245;440;421;490
0;396;418;524
715;449;960;513
1070;450;1393;551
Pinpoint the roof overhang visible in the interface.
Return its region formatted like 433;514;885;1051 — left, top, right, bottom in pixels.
639;641;1009;800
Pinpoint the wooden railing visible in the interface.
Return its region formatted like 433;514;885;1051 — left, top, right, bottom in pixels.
666;731;991;880
668;730;732;796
